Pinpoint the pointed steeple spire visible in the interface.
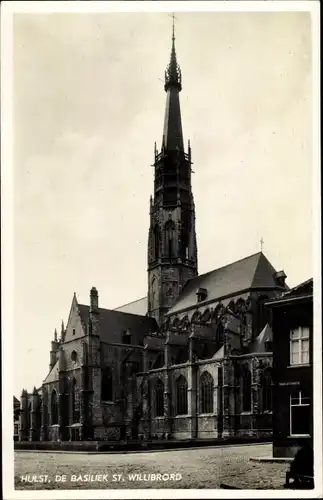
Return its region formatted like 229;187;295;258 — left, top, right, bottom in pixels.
164;14;182;92
162;13;184;152
54;328;58;342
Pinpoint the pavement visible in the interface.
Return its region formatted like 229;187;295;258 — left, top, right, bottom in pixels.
14;442;289;490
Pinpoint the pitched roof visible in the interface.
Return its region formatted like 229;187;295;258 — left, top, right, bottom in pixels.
114;296;148;316
78;305;157;345
282;278;313;297
168;252;284;315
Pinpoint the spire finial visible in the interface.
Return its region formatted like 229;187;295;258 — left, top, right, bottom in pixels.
54;328;58;342
172;12;176;44
260;237;264;252
165;13;181;92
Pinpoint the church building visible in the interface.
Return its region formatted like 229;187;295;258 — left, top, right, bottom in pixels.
18;25;288;443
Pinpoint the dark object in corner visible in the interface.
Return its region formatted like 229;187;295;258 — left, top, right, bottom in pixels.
284;444;314;489
220;483;240;489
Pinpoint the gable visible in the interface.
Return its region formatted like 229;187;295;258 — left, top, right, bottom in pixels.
64;294;87;342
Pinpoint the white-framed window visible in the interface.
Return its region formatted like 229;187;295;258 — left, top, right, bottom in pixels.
290;326;310;365
290;390;311;436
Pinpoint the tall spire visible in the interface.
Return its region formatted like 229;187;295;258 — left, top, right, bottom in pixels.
162;13;184;152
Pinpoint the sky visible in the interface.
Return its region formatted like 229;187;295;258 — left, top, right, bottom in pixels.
11;10;313;396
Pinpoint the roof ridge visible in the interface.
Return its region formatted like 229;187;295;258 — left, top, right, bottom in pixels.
114;296;147;309
78;303;151;320
187;251;263;284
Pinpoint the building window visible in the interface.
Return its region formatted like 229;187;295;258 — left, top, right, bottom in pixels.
290;327;310;365
155;379;164;417
196;287;208;303
165;220;176;259
51;390;58;425
200;371;214;414
290;390;311;436
262;368;272;411
175;375;188;415
122;330;131;345
153;225;160;260
242;366;252;412
71;350;77;362
72;328;76;336
101;367;113;401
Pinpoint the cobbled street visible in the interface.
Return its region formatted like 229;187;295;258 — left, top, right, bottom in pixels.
15;443;288;490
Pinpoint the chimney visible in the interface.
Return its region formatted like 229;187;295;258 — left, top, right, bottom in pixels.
274;270;287;288
89;287;100;337
90;287;99;313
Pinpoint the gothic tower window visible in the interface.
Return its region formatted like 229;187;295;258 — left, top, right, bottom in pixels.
262;368;272;412
242;366;252;412
101;367;113;402
200;371;214;414
155;379;164;417
51;390;58;425
175;375;188;415
153;225;160;261
164;220;176;258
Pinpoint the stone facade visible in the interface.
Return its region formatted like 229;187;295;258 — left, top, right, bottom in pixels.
19;283;282;442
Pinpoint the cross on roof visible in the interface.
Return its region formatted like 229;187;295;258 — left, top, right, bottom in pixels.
168;12;178;40
260;237;264;251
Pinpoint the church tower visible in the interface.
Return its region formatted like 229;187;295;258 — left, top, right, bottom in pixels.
148;21;198;326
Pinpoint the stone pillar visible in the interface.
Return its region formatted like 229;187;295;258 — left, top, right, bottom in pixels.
58;347;67;441
216;366;223;438
87;287;102;440
189;332;198;439
29;387;39;441
164;339;172;438
142;347;151;440
251;357;262;436
19;389;28;441
80;340;90;440
222;357;235;437
40;386;48;441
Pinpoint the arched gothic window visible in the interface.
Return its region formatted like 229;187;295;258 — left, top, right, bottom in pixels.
164;220;176;259
200;371;214;414
175;375;188;415
155;379;164;417
101;367;113;401
153;225;160;261
51;390;58;425
262;368;272;411
242;366;252;412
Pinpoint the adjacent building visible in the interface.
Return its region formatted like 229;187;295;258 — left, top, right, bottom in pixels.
267;279;313;458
